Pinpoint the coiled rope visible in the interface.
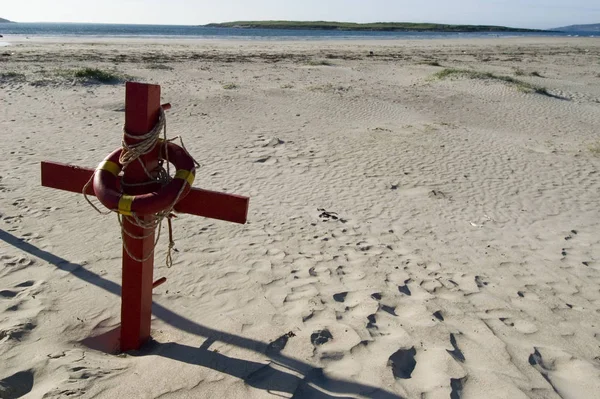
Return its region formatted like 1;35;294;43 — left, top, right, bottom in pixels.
82;108;199;268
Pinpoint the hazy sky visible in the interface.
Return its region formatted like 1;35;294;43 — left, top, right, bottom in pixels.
3;0;599;29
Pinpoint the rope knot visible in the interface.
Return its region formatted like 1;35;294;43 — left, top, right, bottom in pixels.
82;107;198;268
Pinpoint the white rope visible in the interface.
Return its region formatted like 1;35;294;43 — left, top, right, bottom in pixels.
82;108;198;268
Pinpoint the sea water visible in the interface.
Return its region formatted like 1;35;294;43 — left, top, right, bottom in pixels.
0;22;596;41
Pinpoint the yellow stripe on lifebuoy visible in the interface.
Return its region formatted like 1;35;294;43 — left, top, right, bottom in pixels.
174;169;195;186
97;160;121;176
118;195;134;216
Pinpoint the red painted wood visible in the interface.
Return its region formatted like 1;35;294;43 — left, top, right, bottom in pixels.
174;188;249;224
41;162;249;224
41;161;95;195
123;82;162;188
152;277;167;289
119;83;162;352
41;82;249;353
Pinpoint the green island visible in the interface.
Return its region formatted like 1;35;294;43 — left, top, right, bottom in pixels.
204;21;542;32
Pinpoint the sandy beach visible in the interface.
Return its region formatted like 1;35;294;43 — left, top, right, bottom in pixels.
1;37;599;398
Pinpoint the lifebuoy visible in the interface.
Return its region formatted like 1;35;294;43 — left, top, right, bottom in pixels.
93;141;196;215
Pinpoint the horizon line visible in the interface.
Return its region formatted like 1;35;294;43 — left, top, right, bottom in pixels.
1;19;582;30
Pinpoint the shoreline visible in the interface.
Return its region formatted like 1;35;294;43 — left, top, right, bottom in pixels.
1;34;597;46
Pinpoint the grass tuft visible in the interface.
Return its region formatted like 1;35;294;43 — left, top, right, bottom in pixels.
222;83;239;89
146;63;174;70
0;71;26;81
39;68;133;86
516;69;544;78
306;59;334;66
434;68;552;96
72;68;126;83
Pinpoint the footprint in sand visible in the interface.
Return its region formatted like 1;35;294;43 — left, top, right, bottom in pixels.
450;376;468;399
260;137;285;148
0;322;36;341
0;290;18;298
254;156;277;165
387;347;417;379
398;282;412;296
332;292;348;303
10;198;58;219
0;280;42;340
0;176;13;194
529;347;600;398
0;369;34;399
447;334;466;363
15;281;34;288
310;329;333;346
366;314;377;330
1;215;24;225
317;208;347;223
266;331;296;355
380;304;397;316
0;280;38;299
1;255;34;269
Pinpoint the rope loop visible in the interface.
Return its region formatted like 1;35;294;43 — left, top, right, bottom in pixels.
82;107;198;268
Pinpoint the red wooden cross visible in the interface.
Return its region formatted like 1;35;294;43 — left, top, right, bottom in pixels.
41;82;249;352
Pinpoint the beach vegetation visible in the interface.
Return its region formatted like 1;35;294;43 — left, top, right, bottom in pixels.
306;59;334;66
71;68;127;83
0;71;25;81
515;68;544;78
46;68;131;85
146;63;174;70
433;68;551;96
222;83;239;89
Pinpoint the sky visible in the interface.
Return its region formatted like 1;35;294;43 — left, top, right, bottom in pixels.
2;0;599;29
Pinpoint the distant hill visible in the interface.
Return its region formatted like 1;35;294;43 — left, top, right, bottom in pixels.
204;21;542;33
553;23;600;32
0;17;14;23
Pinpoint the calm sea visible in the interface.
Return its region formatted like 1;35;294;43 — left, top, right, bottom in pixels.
0;22;596;41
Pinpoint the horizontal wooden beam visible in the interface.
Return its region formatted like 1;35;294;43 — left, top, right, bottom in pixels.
41;161;249;224
174;186;249;225
41;161;96;195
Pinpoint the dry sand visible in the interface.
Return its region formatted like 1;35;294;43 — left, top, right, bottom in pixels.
1;37;600;398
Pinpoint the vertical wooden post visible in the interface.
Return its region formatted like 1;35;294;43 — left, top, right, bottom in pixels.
120;82;161;351
41;81;249;353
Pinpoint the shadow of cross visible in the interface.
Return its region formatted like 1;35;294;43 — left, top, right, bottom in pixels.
0;229;403;399
40;82;249;352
